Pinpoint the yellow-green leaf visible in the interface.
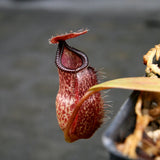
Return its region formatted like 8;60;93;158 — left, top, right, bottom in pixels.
89;77;160;92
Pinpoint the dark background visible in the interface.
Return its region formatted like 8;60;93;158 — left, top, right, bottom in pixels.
0;0;160;160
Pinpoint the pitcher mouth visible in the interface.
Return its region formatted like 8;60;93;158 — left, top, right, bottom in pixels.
55;41;88;72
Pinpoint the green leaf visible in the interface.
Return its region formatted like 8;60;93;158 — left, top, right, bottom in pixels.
89;77;160;92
